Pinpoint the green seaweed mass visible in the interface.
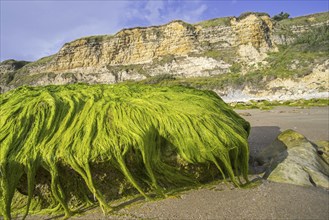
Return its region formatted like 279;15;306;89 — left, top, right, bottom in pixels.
0;84;250;219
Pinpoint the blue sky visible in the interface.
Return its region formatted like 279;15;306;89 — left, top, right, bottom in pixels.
1;0;328;62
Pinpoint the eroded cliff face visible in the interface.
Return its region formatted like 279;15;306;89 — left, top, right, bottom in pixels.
28;13;278;75
232;14;277;63
1;12;328;102
49;21;199;72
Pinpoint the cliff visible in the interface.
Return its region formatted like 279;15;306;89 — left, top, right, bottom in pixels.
1;12;328;102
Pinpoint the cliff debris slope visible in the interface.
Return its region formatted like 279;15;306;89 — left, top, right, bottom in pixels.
1;12;328;102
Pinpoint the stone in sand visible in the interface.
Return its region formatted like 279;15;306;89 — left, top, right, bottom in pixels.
257;129;329;188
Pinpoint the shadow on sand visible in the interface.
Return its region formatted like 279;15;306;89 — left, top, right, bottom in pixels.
248;126;281;157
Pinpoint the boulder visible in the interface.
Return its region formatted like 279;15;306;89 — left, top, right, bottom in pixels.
316;140;329;164
255;129;329;188
0;84;250;219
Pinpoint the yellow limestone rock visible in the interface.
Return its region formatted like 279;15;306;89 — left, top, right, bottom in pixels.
48;21;198;72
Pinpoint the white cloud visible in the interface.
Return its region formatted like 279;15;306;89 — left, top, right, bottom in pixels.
1;0;209;61
182;4;208;22
144;0;166;24
124;0;209;26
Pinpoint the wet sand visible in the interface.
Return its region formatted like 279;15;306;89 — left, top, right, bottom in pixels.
68;181;328;220
23;106;329;220
237;106;329;157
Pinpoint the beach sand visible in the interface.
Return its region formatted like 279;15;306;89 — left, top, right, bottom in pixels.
23;106;329;220
68;181;329;220
238;106;329;157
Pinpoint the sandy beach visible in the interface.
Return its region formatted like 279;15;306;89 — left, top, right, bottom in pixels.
23;106;329;220
66;181;329;220
238;106;329;157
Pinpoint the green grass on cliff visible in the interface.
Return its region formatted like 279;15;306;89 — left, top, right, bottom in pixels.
146;24;328;91
278;11;329;26
196;17;232;27
0;60;30;69
73;34;114;43
0;84;250;219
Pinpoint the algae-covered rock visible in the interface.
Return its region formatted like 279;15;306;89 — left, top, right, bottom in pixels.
316;140;329;164
0;84;250;219
261;130;329;188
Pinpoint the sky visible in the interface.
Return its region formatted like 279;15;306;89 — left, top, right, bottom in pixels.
1;0;328;62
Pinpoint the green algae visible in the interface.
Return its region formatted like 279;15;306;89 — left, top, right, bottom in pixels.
231;98;329;110
0;84;250;219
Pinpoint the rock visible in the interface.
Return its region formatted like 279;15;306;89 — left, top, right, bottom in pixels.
239;112;252;116
316;140;329;164
0;13;278;89
0;84;251;219
36;14;276;75
258;130;329;188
